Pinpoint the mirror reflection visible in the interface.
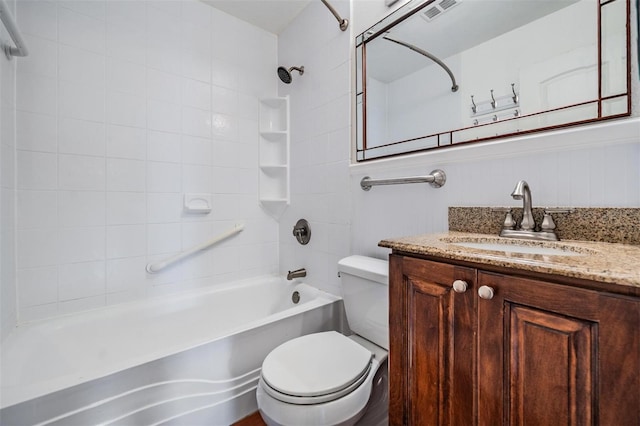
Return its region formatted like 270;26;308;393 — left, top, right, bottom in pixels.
356;0;630;161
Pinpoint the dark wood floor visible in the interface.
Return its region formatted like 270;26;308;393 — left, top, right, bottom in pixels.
233;411;266;426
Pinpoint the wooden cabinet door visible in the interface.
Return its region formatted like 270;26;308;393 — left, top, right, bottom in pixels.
390;255;476;426
477;271;640;426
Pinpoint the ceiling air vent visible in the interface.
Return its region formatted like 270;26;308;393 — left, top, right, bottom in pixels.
421;0;461;22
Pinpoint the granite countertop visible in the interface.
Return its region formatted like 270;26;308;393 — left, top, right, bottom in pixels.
379;231;640;289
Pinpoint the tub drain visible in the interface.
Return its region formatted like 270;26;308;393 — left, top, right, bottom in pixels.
292;291;300;304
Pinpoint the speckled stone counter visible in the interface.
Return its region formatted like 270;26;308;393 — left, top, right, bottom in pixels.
448;207;640;245
379;232;640;289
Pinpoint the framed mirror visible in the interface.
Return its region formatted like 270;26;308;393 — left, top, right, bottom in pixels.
355;0;631;161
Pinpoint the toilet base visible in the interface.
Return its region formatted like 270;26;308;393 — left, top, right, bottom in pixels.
258;405;367;426
257;359;388;426
354;359;388;426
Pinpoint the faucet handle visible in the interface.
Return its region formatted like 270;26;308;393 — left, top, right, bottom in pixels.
502;211;516;229
492;208;515;230
541;211;556;231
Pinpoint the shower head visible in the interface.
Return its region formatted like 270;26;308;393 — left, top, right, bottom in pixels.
277;66;304;84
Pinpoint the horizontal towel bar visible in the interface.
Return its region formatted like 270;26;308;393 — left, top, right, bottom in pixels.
0;0;28;59
360;169;446;191
146;223;244;273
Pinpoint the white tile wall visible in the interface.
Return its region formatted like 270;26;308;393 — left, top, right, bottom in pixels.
59;118;105;156
1;0;17;341
58;191;106;227
18;190;58;229
277;0;352;297
106;192;146;225
17;151;57;190
17;266;58;308
13;0;279;323
16;111;57;153
8;0;638;328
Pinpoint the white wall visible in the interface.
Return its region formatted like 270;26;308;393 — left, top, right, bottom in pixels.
278;0;640;296
12;0;279;323
277;0;352;296
350;122;640;258
1;0;18;341
351;0;640;259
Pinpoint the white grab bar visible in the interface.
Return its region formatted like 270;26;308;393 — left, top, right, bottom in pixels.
146;223;244;273
0;0;29;59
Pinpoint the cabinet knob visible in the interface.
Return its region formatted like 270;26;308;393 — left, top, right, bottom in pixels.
478;285;495;300
452;280;468;293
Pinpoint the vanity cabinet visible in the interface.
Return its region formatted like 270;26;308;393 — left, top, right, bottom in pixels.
389;254;640;426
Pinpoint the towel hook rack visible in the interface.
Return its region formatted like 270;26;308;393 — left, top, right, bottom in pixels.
511;83;518;103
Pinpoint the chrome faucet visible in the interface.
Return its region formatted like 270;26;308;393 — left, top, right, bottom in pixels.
287;268;307;280
511;180;535;230
499;180;559;241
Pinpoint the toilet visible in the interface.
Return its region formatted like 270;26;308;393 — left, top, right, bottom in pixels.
256;255;389;426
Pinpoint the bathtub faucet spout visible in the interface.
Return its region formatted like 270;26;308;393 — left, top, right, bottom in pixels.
287;268;307;280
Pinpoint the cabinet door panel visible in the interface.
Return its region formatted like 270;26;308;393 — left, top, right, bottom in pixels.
478;271;640;426
390;255;475;426
408;274;450;424
508;305;594;425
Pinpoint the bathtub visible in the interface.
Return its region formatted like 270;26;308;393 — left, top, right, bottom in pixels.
0;276;343;425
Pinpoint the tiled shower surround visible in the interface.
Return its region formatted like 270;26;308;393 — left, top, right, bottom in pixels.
12;0;280;322
1;0;638;341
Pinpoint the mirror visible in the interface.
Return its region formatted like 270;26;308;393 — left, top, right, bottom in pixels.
355;0;631;161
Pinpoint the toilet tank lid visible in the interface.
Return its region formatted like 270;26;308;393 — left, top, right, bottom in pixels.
338;255;388;285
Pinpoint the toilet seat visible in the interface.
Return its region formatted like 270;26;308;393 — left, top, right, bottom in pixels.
260;331;373;405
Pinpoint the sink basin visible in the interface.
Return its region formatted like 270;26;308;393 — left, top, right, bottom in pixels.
440;236;594;257
451;242;583;256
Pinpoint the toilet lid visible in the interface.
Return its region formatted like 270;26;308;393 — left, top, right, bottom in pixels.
261;331;373;398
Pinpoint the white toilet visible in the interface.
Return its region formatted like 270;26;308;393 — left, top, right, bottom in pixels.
256;255;389;426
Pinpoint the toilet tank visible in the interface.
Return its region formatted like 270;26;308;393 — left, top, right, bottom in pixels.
338;255;389;350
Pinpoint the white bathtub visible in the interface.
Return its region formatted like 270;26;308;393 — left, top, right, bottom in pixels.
0;276;343;425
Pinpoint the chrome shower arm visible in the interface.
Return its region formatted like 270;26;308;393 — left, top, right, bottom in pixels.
320;0;348;31
383;36;458;92
0;0;29;59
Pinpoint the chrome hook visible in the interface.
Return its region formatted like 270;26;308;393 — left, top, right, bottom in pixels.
471;95;477;114
490;89;497;109
511;83;518;104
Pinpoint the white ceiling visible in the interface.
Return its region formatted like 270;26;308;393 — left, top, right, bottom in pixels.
202;0;313;34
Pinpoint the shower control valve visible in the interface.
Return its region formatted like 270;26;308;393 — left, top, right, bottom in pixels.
292;219;311;245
